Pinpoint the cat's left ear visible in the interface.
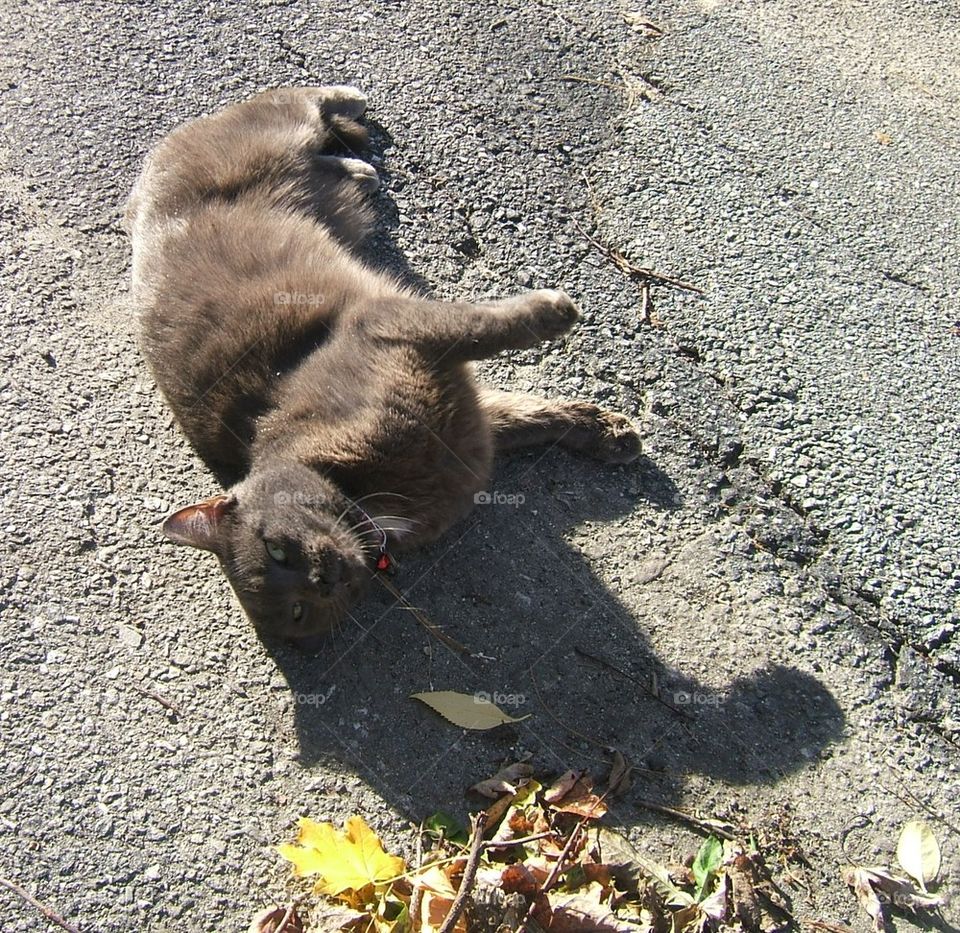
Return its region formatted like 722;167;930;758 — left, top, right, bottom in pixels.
162;494;236;553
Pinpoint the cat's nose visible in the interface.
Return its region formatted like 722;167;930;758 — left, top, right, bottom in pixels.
308;546;343;593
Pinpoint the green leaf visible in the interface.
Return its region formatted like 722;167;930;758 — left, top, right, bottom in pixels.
424;811;468;845
692;835;723;901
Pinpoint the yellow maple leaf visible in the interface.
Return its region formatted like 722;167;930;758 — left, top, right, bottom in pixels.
277;815;406;898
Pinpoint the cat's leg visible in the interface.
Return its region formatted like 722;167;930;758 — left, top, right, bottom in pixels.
377;289;582;361
479;389;642;464
313;155;380;194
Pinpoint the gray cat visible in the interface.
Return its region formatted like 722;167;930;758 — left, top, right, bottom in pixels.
127;86;641;642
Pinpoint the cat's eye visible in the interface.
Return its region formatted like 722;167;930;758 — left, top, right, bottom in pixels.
292;602;303;621
265;541;287;563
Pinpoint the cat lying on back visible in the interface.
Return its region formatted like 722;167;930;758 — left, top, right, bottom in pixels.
127;86;641;643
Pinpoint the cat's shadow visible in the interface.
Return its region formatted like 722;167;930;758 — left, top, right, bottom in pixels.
260;449;845;820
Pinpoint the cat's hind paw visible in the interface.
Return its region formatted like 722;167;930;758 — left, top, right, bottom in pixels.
593;411;643;464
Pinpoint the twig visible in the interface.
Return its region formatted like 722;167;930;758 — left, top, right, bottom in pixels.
573;645;689;719
376;575;470;656
528;665;674;774
130;684;184;718
484;831;557;850
0;877;80;933
409;823;425;932
573;219;705;294
515;798;603;933
559;73;630;93
275;905;296;932
439;813;487;933
801;919;857;933
634;798;737;840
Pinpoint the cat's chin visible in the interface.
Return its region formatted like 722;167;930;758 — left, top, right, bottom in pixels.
282;632;328;651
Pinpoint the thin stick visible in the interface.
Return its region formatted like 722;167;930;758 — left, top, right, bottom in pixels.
573;645;689;719
573;219;705;294
409;823;425;931
559;73;630;93
376;575;470;656
0;877;80;933
130;684;184;717
515;809;594;933
484;831;557;850
634;798;737;840
439;813;487;933
275;905;296;932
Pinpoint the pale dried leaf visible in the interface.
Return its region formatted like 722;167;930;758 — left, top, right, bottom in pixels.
841;866;885;933
699;872;728;923
861;866;944;911
410;691;530;729
896;820;940;890
544;769;581;803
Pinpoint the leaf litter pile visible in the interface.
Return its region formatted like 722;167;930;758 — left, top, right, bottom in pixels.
250;754;947;933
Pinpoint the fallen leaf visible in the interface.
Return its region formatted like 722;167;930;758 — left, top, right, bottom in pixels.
277;816;406;898
424;811;468;845
470;760;535;798
841;867;885;933
410;691;530;729
414;864;467;933
607;751;633;797
546;889;643;931
691;836;723;901
896;820;940;890
699;872;728;924
544;770;582;803
545;772;608;819
588;827;694;907
670;903;702;933
247;905;307;933
727;855;761;930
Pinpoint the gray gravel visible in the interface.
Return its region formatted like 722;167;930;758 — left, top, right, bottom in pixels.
1;1;957;931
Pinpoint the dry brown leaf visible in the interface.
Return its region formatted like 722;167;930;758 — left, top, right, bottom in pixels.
670;903;703;933
727;854;762;931
607;751;633;797
841;866;886;933
414;864;467;933
469;760;535;798
546;773;608;819
247;905;308;933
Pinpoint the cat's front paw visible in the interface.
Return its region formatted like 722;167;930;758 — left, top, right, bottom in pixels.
594;411;643;464
521;289;581;341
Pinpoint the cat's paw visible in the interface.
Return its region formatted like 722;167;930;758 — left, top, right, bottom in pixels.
313;85;368;119
521;289;581;342
338;157;380;193
593;411;643;464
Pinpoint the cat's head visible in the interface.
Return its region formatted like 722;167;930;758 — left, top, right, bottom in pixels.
161;464;374;642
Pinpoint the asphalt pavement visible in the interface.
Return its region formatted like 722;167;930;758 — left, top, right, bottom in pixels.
1;1;957;930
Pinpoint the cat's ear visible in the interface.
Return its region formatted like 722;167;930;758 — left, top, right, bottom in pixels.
162;494;236;553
